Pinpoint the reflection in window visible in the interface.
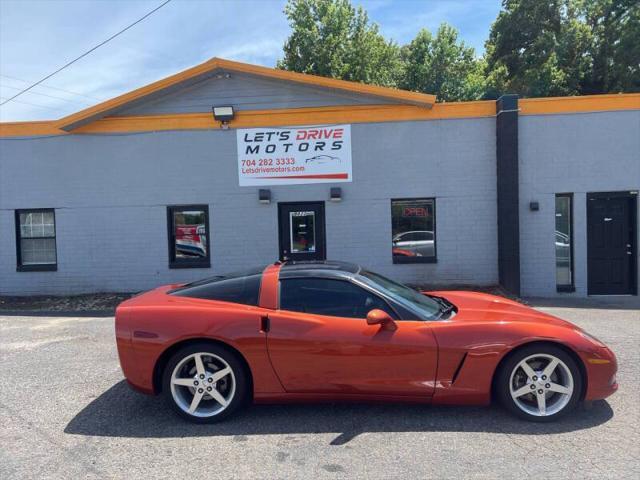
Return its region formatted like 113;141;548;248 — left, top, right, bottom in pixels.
555;194;574;291
168;205;210;268
391;198;436;263
171;274;262;306
289;211;316;253
280;278;395;318
16;209;57;270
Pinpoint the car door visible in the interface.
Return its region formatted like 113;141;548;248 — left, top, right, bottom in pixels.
266;277;438;396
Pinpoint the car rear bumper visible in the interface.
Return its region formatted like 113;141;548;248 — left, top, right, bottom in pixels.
115;303;157;395
117;336;156;395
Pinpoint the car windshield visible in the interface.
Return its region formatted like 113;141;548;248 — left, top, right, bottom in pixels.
359;270;443;320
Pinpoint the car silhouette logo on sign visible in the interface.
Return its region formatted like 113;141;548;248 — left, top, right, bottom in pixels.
305;155;341;164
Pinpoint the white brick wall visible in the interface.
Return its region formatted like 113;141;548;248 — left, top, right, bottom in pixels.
0;117;499;295
3;110;636;297
519;110;640;297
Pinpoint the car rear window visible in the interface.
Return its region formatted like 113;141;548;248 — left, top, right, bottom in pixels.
169;269;263;306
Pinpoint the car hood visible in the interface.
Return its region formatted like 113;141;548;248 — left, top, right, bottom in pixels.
425;290;578;329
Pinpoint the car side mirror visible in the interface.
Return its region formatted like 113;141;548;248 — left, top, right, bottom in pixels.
366;309;396;330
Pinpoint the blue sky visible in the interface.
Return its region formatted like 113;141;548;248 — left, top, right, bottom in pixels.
0;0;501;121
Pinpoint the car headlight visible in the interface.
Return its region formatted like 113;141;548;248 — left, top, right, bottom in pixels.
577;330;607;348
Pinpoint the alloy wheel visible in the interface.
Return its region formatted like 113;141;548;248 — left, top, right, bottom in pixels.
509;353;574;417
170;352;236;418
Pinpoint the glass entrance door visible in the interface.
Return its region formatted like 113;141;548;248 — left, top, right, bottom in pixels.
278;202;326;261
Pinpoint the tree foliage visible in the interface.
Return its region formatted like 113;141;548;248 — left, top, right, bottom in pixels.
277;0;402;87
278;0;640;101
485;0;639;97
401;25;486;102
582;0;640;93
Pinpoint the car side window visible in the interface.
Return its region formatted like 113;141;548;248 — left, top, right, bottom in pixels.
171;274;262;306
279;278;396;319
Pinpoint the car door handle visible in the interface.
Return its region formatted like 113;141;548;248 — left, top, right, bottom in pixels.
260;316;270;333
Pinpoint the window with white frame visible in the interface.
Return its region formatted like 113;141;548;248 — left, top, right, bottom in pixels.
16;209;57;271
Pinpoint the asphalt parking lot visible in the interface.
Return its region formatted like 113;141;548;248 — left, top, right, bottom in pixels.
1;302;638;479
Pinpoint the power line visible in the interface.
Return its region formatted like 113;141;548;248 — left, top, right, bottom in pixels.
0;74;102;101
0;96;66;111
0;0;173;107
0;83;92;105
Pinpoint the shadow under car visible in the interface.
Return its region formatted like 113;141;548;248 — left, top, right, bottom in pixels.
64;381;614;445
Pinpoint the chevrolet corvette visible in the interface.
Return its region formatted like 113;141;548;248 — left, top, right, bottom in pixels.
115;261;617;423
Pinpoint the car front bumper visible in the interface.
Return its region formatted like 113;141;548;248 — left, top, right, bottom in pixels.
582;346;618;401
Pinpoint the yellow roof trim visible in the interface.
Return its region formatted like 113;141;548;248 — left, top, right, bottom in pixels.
520;93;640;115
1;102;493;137
55;57;436;131
71;102;495;134
0;120;65;137
2;93;639;138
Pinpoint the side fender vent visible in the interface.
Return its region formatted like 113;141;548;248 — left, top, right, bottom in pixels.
451;352;468;385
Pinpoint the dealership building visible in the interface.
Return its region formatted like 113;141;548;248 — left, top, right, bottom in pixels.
0;58;638;298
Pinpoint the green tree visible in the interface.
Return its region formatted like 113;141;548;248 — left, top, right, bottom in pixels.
277;0;402;87
401;24;486;101
484;0;580;97
485;0;639;97
582;0;640;93
279;0;639;100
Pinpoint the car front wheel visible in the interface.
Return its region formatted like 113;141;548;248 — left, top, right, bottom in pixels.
162;342;248;423
497;344;582;422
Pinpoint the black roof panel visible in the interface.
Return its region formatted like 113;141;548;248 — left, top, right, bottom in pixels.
280;260;361;279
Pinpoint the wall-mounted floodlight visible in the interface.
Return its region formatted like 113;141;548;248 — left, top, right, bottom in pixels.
330;187;342;202
259;189;271;204
212;105;234;129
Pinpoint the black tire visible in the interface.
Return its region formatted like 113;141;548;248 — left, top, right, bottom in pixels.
496;344;583;422
161;342;249;423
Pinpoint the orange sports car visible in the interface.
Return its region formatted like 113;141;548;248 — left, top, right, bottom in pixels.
115;261;617;423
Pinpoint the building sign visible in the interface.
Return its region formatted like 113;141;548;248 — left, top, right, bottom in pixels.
403;207;429;217
237;125;352;186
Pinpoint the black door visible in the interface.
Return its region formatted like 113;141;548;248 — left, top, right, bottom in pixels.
587;192;637;295
278;202;326;261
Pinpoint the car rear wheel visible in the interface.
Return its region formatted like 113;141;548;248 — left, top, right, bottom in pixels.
497;344;582;422
162;342;248;423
